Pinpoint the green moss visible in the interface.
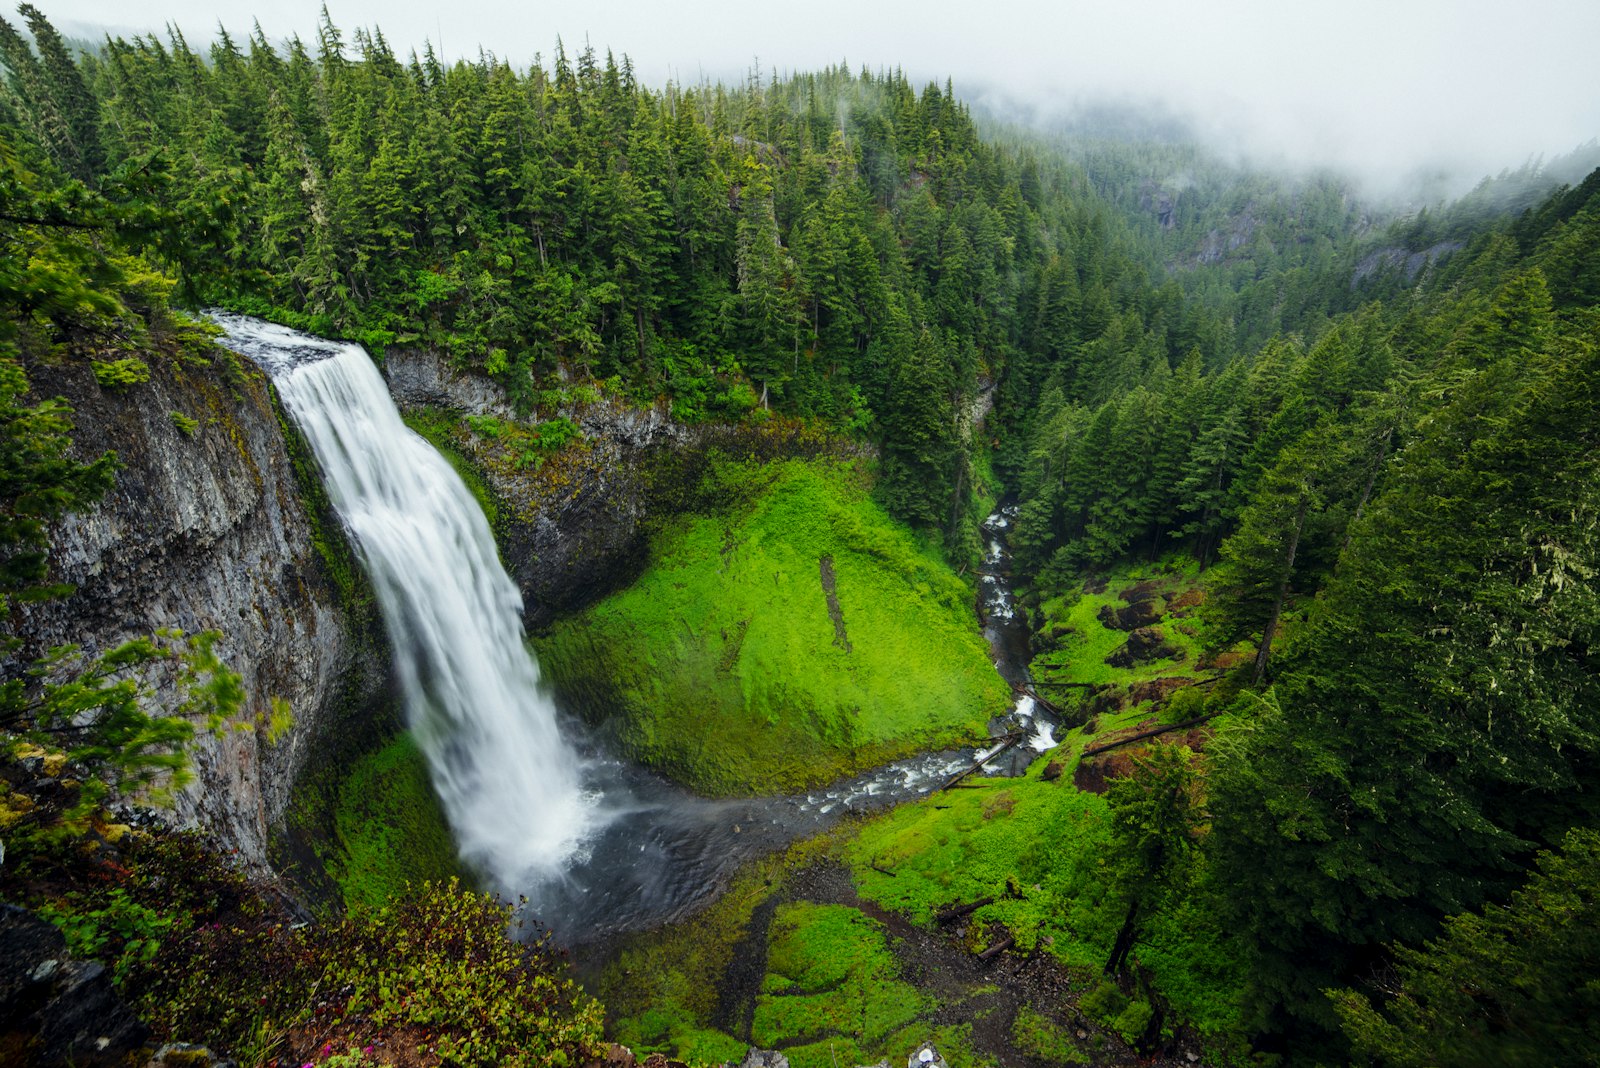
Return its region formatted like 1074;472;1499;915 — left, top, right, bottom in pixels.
330;733;463;911
846;771;1116;968
751;902;925;1066
535;459;1009;795
1011;1006;1089;1064
1030;557;1208;691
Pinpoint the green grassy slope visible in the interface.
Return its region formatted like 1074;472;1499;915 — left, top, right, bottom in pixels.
535;459;1010;795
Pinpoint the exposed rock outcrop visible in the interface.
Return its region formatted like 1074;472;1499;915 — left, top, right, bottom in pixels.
383;349;866;630
0;904;148;1066
1105;626;1181;668
385;349;680;628
9;351;387;873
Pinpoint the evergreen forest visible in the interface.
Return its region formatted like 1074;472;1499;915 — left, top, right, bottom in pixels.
2;5;1599;1066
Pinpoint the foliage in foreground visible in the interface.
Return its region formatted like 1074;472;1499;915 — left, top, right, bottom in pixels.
1331;827;1600;1068
9;827;604;1067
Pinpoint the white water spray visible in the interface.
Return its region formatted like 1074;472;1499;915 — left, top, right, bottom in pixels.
215;315;600;892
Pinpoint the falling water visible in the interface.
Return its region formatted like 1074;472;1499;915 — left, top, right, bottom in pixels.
214;314;601;892
217;313;1057;940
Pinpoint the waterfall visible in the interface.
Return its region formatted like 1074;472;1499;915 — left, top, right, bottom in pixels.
215;314;600;892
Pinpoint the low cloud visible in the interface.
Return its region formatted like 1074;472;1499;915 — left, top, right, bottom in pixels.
51;0;1600;197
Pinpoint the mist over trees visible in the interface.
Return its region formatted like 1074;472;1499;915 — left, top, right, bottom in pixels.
3;5;1600;1062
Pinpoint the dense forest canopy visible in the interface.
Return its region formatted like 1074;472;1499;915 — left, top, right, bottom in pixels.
3;4;1600;1063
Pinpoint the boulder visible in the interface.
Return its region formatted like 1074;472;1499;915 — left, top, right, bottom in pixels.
1106;627;1181;668
738;1050;790;1068
0;905;148;1066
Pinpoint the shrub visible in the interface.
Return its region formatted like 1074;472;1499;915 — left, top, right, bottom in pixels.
91;357;151;389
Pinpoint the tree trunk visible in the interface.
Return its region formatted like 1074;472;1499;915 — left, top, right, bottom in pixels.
1253;493;1309;686
1104;898;1140;976
1341;427;1392;555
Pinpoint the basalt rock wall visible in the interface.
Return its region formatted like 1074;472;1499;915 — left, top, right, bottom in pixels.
9;349;389;873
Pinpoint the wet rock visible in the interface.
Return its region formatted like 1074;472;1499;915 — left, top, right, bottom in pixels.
0;905;148;1066
1121;579;1163;603
146;1043;238;1067
907;1042;948;1068
1099;599;1161;631
738;1050;790;1068
1106;627;1180;668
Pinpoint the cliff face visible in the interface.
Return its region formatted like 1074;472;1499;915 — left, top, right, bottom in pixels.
384;349;870;631
385;349;678;629
10;350;386;873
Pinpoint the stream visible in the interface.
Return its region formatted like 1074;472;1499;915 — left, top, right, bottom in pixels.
219;315;1054;942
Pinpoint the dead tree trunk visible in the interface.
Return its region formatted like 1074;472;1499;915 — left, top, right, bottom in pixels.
1103;898;1140;976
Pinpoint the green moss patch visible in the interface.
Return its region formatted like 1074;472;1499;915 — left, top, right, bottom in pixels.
535;459;1009;795
330;733;463;911
846;770;1116;967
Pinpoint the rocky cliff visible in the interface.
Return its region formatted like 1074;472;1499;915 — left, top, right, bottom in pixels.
9;348;387;873
385;350;682;629
384;349;867;631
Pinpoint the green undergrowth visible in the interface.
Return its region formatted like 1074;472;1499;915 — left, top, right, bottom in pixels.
535;458;1009;795
847;764;1117;966
843;754;1247;1045
1029;556;1208;692
597;836;985;1068
330;733;464;911
751;902;976;1068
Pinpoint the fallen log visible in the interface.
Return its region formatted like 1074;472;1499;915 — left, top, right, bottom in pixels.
1080;711;1220;758
977;936;1015;961
939;732;1026;791
934;896;996;925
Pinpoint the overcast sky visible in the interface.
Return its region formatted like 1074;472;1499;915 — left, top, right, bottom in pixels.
49;0;1600;196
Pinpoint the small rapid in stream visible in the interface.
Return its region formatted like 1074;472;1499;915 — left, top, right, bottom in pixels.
218;315;1055;941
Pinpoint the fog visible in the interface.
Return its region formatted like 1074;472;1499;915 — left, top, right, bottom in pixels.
47;0;1600;198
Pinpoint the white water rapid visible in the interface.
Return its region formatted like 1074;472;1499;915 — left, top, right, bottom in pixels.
215;315;600;892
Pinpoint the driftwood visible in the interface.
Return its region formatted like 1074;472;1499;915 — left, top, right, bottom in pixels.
977;936;1015;961
1080;711;1220;758
939;732;1026;791
934;896;996;925
1018;684;1066;718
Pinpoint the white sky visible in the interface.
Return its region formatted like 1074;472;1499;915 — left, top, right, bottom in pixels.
49;0;1600;195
